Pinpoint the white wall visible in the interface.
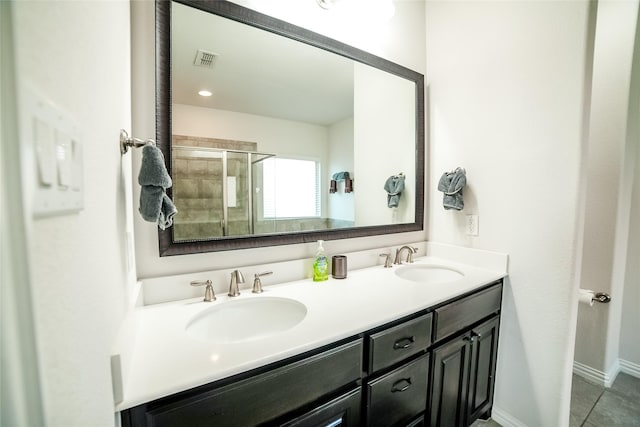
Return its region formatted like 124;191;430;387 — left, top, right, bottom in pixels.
354;63;416;226
1;3;45;425
426;1;593;425
619;10;640;366
13;2;133;426
173;104;329;160
328;117;355;221
620;116;640;366
132;0;427;279
574;0;640;378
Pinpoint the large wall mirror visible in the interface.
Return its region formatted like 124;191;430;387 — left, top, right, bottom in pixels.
156;0;424;255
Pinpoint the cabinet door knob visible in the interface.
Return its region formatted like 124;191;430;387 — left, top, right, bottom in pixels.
391;378;412;393
393;336;415;349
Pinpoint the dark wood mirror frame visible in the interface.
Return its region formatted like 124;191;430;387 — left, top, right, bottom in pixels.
156;0;425;256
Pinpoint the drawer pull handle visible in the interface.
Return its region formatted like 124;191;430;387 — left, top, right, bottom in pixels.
391;378;412;393
393;336;415;349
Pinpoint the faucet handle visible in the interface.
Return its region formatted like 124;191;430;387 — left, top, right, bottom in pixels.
252;271;273;293
408;247;418;263
379;253;392;268
190;280;216;302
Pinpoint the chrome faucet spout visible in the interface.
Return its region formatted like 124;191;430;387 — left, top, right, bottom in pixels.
228;269;245;297
394;245;417;265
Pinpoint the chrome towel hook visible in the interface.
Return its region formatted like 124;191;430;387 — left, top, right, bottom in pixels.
593;292;611;304
120;129;156;155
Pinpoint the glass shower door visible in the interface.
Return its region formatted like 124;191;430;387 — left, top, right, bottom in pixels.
224;151;250;237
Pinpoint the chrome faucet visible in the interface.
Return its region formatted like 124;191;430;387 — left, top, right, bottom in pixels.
394;246;417;265
228;270;245;297
190;280;216;302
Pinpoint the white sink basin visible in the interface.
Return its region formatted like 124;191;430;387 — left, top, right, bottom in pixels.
395;264;464;284
186;297;307;344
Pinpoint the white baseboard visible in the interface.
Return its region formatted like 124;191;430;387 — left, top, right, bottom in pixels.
573;358;640;387
491;406;528;427
573;360;619;387
619;358;640;378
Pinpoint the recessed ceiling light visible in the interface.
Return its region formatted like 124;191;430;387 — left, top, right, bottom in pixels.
198;90;213;97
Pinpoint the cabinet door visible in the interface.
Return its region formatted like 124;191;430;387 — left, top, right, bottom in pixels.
467;317;500;424
280;388;361;427
429;335;471;427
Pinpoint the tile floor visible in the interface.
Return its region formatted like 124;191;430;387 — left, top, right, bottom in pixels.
570;373;640;427
471;418;501;427
470;373;640;427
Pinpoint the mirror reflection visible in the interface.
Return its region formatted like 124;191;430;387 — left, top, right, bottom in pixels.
170;1;417;242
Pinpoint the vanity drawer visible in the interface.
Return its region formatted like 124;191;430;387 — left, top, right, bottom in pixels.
434;284;502;342
280;388;361;427
143;339;363;427
366;353;429;427
368;313;432;374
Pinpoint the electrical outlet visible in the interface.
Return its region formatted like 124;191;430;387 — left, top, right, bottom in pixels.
466;215;479;236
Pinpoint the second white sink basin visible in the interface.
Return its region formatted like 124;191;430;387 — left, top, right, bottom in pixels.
395;264;464;284
186;297;307;344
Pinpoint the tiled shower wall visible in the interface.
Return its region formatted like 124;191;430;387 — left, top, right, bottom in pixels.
172;135;255;241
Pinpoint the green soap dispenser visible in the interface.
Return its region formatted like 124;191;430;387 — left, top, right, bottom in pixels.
313;240;329;282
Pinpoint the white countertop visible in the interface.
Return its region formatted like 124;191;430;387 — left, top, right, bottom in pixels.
115;254;506;411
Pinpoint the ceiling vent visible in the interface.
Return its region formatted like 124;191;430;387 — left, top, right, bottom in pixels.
193;49;218;68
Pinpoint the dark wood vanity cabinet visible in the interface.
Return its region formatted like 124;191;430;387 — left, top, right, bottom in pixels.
429;285;502;427
121;281;502;427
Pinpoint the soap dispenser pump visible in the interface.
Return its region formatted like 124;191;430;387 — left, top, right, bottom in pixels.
313;240;329;282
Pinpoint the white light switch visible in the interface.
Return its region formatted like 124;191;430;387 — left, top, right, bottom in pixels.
55;130;72;188
34;117;55;186
71;139;83;192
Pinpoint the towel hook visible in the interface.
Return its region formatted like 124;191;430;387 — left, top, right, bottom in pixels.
593;292;611;304
120;129;156;155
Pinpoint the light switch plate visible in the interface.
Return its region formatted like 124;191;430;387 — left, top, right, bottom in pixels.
21;87;84;217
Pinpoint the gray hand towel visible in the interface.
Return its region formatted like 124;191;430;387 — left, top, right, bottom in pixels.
138;145;177;229
384;174;405;208
332;171;350;181
138;145;172;188
438;167;466;210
